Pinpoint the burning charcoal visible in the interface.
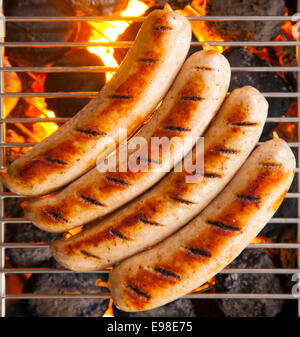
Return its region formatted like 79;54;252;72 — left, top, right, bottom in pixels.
223;47;292;140
23;260;109;317
4;197;61;267
4;0;79;66
67;0;129;16
44;49;106;117
279;224;298;270
115;299;197;317
5;222;62;267
146;0;192;9
215;249;284;317
204;0;285;42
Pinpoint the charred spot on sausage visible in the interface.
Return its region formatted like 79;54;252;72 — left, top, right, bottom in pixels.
153;26;172;31
135;156;160;165
230;122;258;126
45;210;68;224
80;250;102;260
181;96;204;101
127;284;151;300
108;227;129;240
45;158;68;166
203;172;222;179
110;95;133;100
76;129;107;137
163;125;191;132
207;220;240;232
139;217;164;226
169;195;195;205
237;194;261;202
105;176;129;186
186;247;212;258
154;267;181;280
195;66;215;71
214;147;238;154
138;58;158;63
79;194;105;207
260;162;282;168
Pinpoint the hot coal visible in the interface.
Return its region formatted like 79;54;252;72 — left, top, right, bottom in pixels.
67;0;129;16
223;47;292;140
204;0;285;43
4;197;61;267
115;298;197;317
215;249;284;317
146;0;192;9
23;260;109;317
44;49;106;117
4;0;79;66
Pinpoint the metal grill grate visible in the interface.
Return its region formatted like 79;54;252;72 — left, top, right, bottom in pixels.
1;0;300;317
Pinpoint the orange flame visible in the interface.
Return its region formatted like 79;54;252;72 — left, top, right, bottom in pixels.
88;0;148;82
103;298;115;317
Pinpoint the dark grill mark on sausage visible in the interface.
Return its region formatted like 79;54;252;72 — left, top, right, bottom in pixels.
164;125;191;132
214;147;238;154
45;158;68;166
186;247;212;258
81;250;101;260
138;58;158;63
181;96;204;101
154;26;172;31
105;176;129;186
80;194;105;207
195;66;215;71
170;195;195;205
127;284;151;300
109;227;129;240
237;194;261;202
154;267;181;280
45;211;68;224
136;156;160;164
260;162;282;168
139;217;164;226
110;95;133;100
76;129;107;137
207;220;240;232
203;172;222;178
230;122;257;126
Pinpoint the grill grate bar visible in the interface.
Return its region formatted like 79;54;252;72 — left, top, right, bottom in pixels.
3;268;300;274
3;41;300;48
2;15;299;22
4;293;298;300
2;242;300;249
2;66;300;72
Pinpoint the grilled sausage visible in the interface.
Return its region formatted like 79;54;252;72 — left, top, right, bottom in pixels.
24;50;231;232
109;138;295;312
0;9;191;196
50;86;268;271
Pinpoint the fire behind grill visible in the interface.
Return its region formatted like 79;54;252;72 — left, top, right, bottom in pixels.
0;0;300;318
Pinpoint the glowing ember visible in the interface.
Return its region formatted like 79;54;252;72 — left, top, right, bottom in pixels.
103;298;115;317
88;0;148;82
191;277;215;293
64;226;83;239
178;2;225;53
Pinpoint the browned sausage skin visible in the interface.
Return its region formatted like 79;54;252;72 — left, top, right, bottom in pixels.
109;138;295;312
24;50;231;232
50;86;268;272
1;9;191;196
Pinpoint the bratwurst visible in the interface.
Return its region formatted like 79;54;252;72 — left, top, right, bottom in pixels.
109;138;295;312
1;9;191;196
25;49;230;232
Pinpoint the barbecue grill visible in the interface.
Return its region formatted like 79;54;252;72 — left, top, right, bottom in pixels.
0;0;300;317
